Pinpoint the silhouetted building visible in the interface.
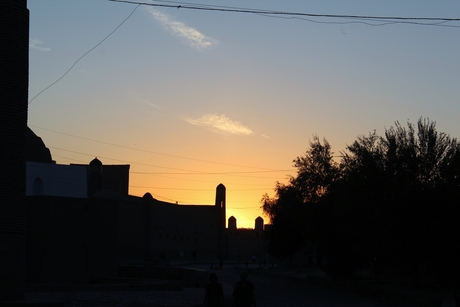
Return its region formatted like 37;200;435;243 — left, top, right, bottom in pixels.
26;135;130;198
83;157;130;197
25;128;266;284
26;127;53;163
227;216;266;262
255;216;264;232
0;0;29;300
228;216;237;231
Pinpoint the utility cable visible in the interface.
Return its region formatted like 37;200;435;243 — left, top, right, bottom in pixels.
47;146;290;178
31;125;286;171
109;0;460;25
28;4;141;105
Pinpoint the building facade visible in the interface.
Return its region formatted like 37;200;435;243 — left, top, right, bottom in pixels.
25;128;266;283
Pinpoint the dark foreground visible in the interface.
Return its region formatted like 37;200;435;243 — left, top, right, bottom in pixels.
17;262;457;307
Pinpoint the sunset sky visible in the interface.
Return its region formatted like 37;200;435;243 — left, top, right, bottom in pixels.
27;1;460;228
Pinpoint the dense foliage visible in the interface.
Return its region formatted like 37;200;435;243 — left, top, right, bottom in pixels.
262;119;460;284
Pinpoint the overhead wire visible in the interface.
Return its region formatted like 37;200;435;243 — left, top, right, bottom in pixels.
254;14;456;28
33;143;282;204
28;4;142;105
130;186;270;191
109;0;460;26
48;145;289;178
42;136;285;203
31;125;287;171
29;0;459;104
30;1;389;207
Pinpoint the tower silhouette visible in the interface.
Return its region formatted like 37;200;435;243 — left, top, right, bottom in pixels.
0;0;29;300
215;183;227;259
87;157;103;197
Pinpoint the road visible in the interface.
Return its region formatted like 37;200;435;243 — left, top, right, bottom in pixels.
22;265;417;307
240;271;413;307
217;267;414;307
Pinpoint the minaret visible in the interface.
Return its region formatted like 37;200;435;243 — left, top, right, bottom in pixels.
143;193;155;261
228;216;237;231
215;184;226;259
255;216;264;232
87;157;103;197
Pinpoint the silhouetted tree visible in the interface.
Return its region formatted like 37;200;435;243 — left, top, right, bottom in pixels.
261;184;305;259
263;119;460;284
291;136;340;204
261;136;339;260
337;130;393;279
338;118;460;282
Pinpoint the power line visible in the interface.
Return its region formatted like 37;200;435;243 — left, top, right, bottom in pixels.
31;125;285;171
130;185;270;191
255;14;457;28
229;206;262;210
28;4;141;105
29;0;458;104
109;0;460;26
132;170;291;175
52;152;287;185
47;146;290;178
46;150;280;203
133;172;283;186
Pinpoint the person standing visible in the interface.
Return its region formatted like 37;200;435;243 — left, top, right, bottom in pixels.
233;271;256;307
204;273;225;307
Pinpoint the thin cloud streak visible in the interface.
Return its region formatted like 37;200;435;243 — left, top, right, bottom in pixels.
147;102;163;109
146;7;216;50
29;39;51;51
187;114;253;135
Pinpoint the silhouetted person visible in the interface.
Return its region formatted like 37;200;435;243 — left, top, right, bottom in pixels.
233;271;256;307
203;273;224;307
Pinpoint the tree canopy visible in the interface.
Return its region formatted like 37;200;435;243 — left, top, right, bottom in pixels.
262;118;460;284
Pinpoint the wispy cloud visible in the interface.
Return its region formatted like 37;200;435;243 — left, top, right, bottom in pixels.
147;102;163;109
29;39;51;51
141;99;163;110
146;7;216;50
187;114;253;135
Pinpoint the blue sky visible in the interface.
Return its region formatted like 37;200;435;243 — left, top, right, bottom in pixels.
27;0;460;228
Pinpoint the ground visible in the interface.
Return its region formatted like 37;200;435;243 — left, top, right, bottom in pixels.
17;261;457;307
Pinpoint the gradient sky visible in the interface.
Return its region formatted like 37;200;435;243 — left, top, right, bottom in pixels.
27;0;460;228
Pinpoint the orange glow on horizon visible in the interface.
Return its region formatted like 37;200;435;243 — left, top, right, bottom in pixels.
128;170;282;229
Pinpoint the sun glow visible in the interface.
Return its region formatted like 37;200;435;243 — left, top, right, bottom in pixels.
128;170;278;229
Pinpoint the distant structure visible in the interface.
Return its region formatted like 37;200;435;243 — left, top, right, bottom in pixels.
25;128;266;283
227;216;265;262
26;129;130;198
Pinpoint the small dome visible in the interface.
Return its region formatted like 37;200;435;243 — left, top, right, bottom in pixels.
90;157;102;166
143;192;156;201
88;157;103;175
